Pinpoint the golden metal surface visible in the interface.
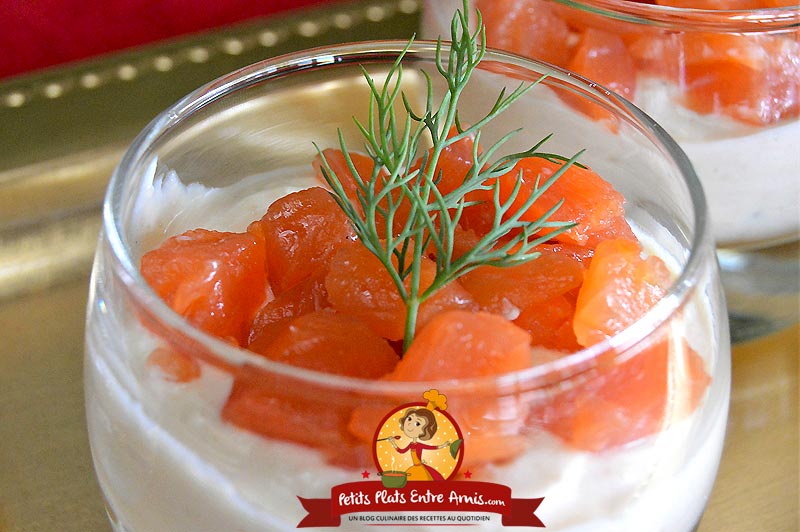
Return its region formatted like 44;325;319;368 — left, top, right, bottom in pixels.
0;1;797;530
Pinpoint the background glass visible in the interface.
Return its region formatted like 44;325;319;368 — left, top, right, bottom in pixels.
424;0;799;341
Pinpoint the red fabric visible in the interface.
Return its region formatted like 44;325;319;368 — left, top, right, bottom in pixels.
0;0;328;80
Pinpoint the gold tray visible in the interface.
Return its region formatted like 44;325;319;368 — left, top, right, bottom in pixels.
0;1;796;530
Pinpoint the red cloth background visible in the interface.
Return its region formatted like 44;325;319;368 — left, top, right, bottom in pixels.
0;0;327;80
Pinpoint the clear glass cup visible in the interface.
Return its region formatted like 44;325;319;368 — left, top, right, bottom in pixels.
85;40;730;531
424;0;799;341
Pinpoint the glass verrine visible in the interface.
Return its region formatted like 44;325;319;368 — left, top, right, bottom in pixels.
85;40;730;532
424;0;800;341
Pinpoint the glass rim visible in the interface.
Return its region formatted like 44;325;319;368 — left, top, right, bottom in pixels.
103;39;713;396
547;0;800;32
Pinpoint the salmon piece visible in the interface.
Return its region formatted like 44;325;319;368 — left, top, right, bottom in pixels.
325;242;476;341
479;0;574;66
248;272;329;348
313;149;383;210
412;127;479;197
140;228;267;345
656;0;765;7
145;347;202;383
401;128;480;233
527;237;711;451
459;248;584;315
348;310;533;463
313;149;405;235
573;238;671;347
248;187;356;294
529;337;711;451
475;156;635;247
514;294;582;352
247;310;399;376
224;311;399;451
222;364;366;452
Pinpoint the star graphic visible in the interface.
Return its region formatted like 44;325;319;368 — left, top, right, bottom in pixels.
361;470;371;479
463;470;472;479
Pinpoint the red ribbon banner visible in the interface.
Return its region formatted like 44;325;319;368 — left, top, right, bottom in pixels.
297;480;545;527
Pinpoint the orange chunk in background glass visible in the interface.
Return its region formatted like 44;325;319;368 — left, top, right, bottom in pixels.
140;228;267;346
564;28;637;123
679;34;800;126
480;0;799;126
248;186;356;294
478;0;573;66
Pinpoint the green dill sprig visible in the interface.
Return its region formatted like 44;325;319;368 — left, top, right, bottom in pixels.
316;0;579;352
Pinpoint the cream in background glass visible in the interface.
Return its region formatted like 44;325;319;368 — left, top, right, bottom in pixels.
85;39;730;531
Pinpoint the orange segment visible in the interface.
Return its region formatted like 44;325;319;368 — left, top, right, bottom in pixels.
573;238;672;347
325;242;476;341
249;186;356;294
140;229;267;345
530;337;711;451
